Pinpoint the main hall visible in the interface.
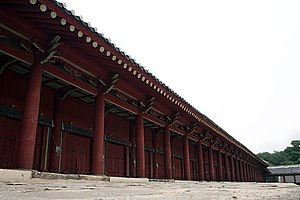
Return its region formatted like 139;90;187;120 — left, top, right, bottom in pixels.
0;0;268;182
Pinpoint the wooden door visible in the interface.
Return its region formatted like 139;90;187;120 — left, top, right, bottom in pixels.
0;118;20;169
61;132;91;174
173;157;183;180
105;142;125;177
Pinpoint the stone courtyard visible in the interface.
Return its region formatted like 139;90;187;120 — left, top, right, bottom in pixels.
0;170;299;200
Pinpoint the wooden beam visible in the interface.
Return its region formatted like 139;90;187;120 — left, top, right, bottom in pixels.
0;5;47;47
103;73;119;94
43;63;98;95
0;39;34;65
169;125;185;136
143;113;166;127
115;79;145;101
56;43;108;78
144;96;155;113
104;93;139;115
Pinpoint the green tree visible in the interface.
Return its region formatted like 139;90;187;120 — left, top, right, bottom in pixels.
257;140;300;166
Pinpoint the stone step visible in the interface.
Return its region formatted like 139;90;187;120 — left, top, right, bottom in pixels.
0;169;32;181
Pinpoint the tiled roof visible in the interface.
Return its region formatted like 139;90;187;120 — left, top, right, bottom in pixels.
268;165;300;175
48;0;265;164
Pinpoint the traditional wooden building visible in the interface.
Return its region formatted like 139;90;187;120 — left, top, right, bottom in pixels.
0;0;268;181
267;165;300;184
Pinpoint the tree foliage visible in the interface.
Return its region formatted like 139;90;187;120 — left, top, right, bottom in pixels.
256;140;300;166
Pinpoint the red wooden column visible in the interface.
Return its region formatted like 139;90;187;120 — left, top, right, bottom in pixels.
149;150;154;178
250;165;254;181
164;124;172;179
243;161;247;182
254;167;257;181
224;153;230;181
235;158;240;181
249;165;252;181
243;162;247;181
152;130;158;179
251;165;255;181
254;167;258;181
129;121;136;177
49;92;62;172
255;166;258;181
197;141;204;181
125;145;130;177
218;150;223;181
248;164;252;181
136;108;145;178
91;87;105;175
239;159;244;182
209;145;215;181
183;134;191;180
17;51;42;169
243;161;248;182
230;156;235;182
246;162;250;182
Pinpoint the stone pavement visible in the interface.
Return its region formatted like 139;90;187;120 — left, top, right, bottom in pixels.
0;170;299;199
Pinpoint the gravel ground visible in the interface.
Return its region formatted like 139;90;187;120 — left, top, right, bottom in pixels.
0;179;299;200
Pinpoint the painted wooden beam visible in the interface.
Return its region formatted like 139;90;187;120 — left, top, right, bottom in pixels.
43;63;98;95
104;93;139;114
0;39;34;65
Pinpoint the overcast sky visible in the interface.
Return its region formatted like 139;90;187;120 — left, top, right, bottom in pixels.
61;0;300;154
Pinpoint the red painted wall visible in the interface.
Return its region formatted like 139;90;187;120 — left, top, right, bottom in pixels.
105;113;129;140
104;113;130;176
61;133;91;174
59;95;94;129
144;127;153;148
0;70;27;110
0;71;49;170
155;133;164;178
172;138;183;179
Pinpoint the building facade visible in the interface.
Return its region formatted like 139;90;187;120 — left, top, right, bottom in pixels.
267;165;300;184
0;0;268;181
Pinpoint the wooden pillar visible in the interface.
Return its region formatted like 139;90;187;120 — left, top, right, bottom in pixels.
149;150;153;178
243;162;246;181
230;156;235;182
152;131;158;179
49;92;62;172
224;153;230;181
244;161;249;182
240;160;244;181
249;164;252;181
164;124;172;179
129;121;136;177
244;162;247;182
183;134;191;180
235;158;240;181
209;145;215;181
125;145;130;177
253;166;256;181
244;162;248;182
91;87;105;175
248;164;251;182
218;150;223;181
251;165;254;182
246;163;250;182
197;141;204;181
17;51;42;169
136;108;145;178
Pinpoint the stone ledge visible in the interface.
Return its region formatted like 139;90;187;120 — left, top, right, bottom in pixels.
150;178;175;182
109;177;149;183
32;171;109;181
0;169;32;181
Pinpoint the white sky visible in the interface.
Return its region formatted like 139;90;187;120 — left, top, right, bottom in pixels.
61;0;300;154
